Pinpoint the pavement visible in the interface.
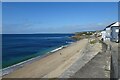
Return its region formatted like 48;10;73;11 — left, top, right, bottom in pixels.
110;42;120;79
118;43;120;79
59;41;111;78
71;42;111;78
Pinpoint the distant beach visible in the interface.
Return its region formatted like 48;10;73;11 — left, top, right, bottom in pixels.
3;39;88;78
2;43;69;76
2;34;75;76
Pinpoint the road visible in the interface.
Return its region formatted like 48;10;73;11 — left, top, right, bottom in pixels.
71;41;110;78
118;43;120;79
110;42;119;79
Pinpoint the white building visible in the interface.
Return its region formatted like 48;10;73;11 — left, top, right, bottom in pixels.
101;22;120;42
101;30;106;41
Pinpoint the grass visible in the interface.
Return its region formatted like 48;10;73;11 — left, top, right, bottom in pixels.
90;39;97;44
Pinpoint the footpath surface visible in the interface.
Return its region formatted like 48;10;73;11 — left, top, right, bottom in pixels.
60;41;110;78
110;42;119;79
71;42;111;78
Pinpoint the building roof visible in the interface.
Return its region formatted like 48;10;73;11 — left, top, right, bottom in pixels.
111;22;119;26
106;22;120;28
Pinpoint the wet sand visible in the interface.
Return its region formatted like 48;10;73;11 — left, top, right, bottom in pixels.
3;39;88;78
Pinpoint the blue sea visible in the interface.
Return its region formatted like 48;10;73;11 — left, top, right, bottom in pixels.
2;34;75;68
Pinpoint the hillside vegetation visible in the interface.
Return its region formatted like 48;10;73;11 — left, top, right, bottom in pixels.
71;31;96;40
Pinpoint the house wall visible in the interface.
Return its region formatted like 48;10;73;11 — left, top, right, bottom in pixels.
105;27;111;41
101;31;106;41
111;26;120;42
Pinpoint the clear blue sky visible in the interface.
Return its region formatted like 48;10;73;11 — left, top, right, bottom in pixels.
3;2;118;34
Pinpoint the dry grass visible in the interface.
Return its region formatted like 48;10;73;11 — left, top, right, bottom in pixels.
90;39;97;44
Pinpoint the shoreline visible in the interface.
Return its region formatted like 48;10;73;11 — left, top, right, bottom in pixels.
2;42;73;76
3;39;88;78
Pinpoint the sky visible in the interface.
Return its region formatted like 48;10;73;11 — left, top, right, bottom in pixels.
2;2;118;34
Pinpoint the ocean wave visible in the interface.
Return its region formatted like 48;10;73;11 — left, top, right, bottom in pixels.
50;45;68;53
2;44;69;76
2;55;41;76
66;41;74;44
41;37;65;39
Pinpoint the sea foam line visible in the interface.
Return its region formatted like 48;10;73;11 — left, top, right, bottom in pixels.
1;44;70;76
50;45;68;53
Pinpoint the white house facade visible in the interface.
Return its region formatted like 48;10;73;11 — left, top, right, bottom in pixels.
101;22;120;42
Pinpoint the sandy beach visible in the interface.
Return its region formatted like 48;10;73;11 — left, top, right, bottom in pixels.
3;39;88;78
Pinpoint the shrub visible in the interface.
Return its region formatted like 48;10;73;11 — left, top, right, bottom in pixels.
90;39;97;44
